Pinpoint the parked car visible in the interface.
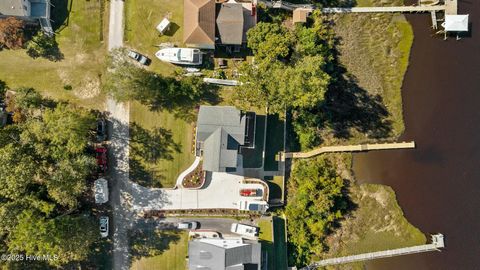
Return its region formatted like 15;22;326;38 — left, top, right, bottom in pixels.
239;188;260;197
96;118;107;142
230;223;259;238
177;221;199;230
95;146;108;173
94;178;109;204
238;201;269;213
127;50;150;65
100;216;109;238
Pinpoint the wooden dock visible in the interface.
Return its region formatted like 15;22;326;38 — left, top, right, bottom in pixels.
322;5;445;13
260;0;458;15
284;141;415;159
302;234;445;269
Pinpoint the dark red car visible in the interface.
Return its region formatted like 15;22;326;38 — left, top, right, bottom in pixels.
96;146;108;173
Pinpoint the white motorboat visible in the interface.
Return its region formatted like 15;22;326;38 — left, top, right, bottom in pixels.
155;48;203;65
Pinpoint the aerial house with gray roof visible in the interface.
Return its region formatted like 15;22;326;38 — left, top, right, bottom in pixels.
196;106;255;172
188;238;261;270
0;0;53;34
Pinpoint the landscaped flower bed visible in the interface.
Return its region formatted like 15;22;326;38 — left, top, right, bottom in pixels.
182;162;205;188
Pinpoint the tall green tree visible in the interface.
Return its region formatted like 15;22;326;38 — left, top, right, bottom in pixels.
26;31;62;61
247;22;294;61
8;211;98;267
21;103;96;159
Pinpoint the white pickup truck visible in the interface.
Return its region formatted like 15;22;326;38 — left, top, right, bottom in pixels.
231;223;259;238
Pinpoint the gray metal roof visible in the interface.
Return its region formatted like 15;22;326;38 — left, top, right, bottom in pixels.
203;128;239;172
216;2;244;45
188;240;261;270
196;106;246;172
197;106;246;144
0;0;28;16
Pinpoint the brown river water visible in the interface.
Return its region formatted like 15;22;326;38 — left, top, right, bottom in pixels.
352;1;480;269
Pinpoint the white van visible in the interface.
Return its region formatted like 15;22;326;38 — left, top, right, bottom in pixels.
231;223;259;238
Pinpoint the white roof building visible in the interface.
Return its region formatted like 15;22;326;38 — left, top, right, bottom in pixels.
443;15;469;32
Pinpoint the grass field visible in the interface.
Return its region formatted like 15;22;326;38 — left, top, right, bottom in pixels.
0;0;107;110
124;0;184;76
130;230;188;270
242;115;266;168
258;218;274;270
129;101;195;188
264;114;285;171
265;176;284;202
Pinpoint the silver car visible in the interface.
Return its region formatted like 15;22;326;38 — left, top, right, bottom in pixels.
100;216;109;238
177;221;199;230
127;50;150;65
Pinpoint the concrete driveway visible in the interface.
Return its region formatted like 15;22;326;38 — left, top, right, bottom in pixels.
130;172;266;211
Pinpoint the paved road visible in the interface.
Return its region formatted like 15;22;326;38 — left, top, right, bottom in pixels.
106;0;130;269
108;0;124;51
133;217;241;236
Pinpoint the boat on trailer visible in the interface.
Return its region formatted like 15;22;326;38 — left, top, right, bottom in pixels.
155;48;203;65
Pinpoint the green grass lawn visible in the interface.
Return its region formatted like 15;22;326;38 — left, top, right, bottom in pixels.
129;101;195;188
0;0;107;110
124;0;184;76
130;230;188;270
258;218;274;270
242;115;266;168
264;176;284;202
264;114;285;171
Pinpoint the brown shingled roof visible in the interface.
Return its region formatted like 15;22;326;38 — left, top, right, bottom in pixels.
183;0;215;46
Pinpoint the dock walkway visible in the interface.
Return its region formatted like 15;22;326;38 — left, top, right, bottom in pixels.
302;234;445;269
284;141;415;159
322;5;445;13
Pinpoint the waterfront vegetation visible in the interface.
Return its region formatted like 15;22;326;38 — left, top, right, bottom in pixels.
323;183;426;269
285;157;349;266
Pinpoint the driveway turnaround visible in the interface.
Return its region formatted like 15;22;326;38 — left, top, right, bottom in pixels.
131;172;266;211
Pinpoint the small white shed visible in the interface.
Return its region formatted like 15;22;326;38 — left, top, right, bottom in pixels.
156;18;171;34
94;178;109;204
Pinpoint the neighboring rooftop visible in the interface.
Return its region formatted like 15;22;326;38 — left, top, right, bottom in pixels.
0;0;28;17
216;1;244;45
188;238;261;270
184;0;216;49
196;106;248;172
292;8;311;24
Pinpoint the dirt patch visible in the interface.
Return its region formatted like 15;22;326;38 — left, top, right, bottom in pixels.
74;76;101;99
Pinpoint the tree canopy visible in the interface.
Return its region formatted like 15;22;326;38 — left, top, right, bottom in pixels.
286;157;348;266
236;11;337;149
103;50;216;119
26;31;63;61
247;22;294;61
0;17;26;49
0;88;99;267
